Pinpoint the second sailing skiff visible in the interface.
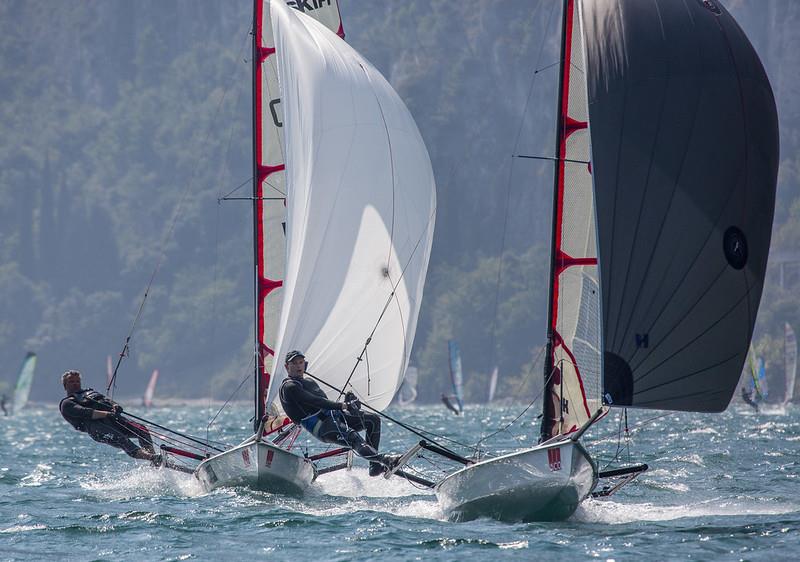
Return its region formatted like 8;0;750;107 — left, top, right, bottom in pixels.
395;0;777;521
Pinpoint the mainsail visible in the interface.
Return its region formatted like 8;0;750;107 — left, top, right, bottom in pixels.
784;323;797;405
541;0;602;441
12;352;37;415
253;0;344;430
265;0;436;412
584;0;779;412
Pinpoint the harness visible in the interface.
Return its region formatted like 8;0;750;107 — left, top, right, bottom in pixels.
60;389;117;432
73;388;115;410
279;378;345;437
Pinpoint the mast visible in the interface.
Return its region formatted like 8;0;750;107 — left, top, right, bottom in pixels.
540;0;571;443
251;0;264;431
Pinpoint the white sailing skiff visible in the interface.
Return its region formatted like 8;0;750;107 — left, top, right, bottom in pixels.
196;0;435;493
425;0;779;521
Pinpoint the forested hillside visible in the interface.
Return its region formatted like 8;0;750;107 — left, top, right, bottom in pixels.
1;0;798;403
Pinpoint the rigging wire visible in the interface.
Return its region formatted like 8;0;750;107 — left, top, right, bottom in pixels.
108;17;253;396
304;369;475;454
480;0;560;405
338;203;437;397
206;360;255;444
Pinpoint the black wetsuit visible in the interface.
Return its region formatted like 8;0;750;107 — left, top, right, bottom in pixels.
60;388;154;458
279;377;382;462
741;386;759;412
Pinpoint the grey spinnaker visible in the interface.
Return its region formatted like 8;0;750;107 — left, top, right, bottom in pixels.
583;0;779;411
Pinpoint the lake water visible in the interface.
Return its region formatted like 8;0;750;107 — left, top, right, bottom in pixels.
1;402;798;560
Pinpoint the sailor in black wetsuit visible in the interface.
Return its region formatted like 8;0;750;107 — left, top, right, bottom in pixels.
59;370;160;464
279;350;396;477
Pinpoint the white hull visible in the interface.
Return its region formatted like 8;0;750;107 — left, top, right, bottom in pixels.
195;440;315;495
435;440;597;522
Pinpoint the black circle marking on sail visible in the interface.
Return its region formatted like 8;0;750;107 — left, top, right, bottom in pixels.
723;226;748;270
603;352;633;406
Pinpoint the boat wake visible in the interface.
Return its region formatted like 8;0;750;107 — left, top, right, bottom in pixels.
574;497;800;524
79;464;204;500
315;466;430;498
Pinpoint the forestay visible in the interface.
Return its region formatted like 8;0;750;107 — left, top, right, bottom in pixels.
266;0;436;411
584;0;779;411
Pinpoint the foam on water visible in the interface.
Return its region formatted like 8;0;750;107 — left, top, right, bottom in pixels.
575;496;800;524
315;466;430;498
79;464;204;500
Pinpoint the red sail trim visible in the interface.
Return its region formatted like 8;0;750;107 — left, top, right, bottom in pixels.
550;0;576;331
564;116;587;137
333;0;345;39
555;250;597;276
552;329;593;419
257;46;276;62
254;0;270;407
258;164;286;183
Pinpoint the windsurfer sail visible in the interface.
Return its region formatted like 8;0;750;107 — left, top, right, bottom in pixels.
441;341;464;415
143;369;159;409
398;366;419;406
783;323;797;405
12;352;37;415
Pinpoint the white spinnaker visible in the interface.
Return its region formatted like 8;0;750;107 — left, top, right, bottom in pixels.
266;1;436;412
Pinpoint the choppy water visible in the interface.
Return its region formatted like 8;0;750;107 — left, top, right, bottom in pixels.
1;402;798;560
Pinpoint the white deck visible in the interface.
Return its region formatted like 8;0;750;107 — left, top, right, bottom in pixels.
435;439;597;522
195;439;315;495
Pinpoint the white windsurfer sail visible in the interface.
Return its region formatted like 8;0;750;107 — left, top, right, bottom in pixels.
398;366;419;406
441;341;464;414
487;367;499;403
784;323;796;405
195;0;435;493
424;0;778;522
143;369;159;409
12;352;37;415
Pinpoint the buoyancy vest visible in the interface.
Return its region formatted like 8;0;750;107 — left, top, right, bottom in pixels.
59;389;118;432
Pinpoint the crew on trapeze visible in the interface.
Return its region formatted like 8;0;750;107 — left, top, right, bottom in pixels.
59;370;162;465
279;350;398;476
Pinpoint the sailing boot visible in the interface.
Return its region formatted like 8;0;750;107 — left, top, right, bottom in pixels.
368;453;401;477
